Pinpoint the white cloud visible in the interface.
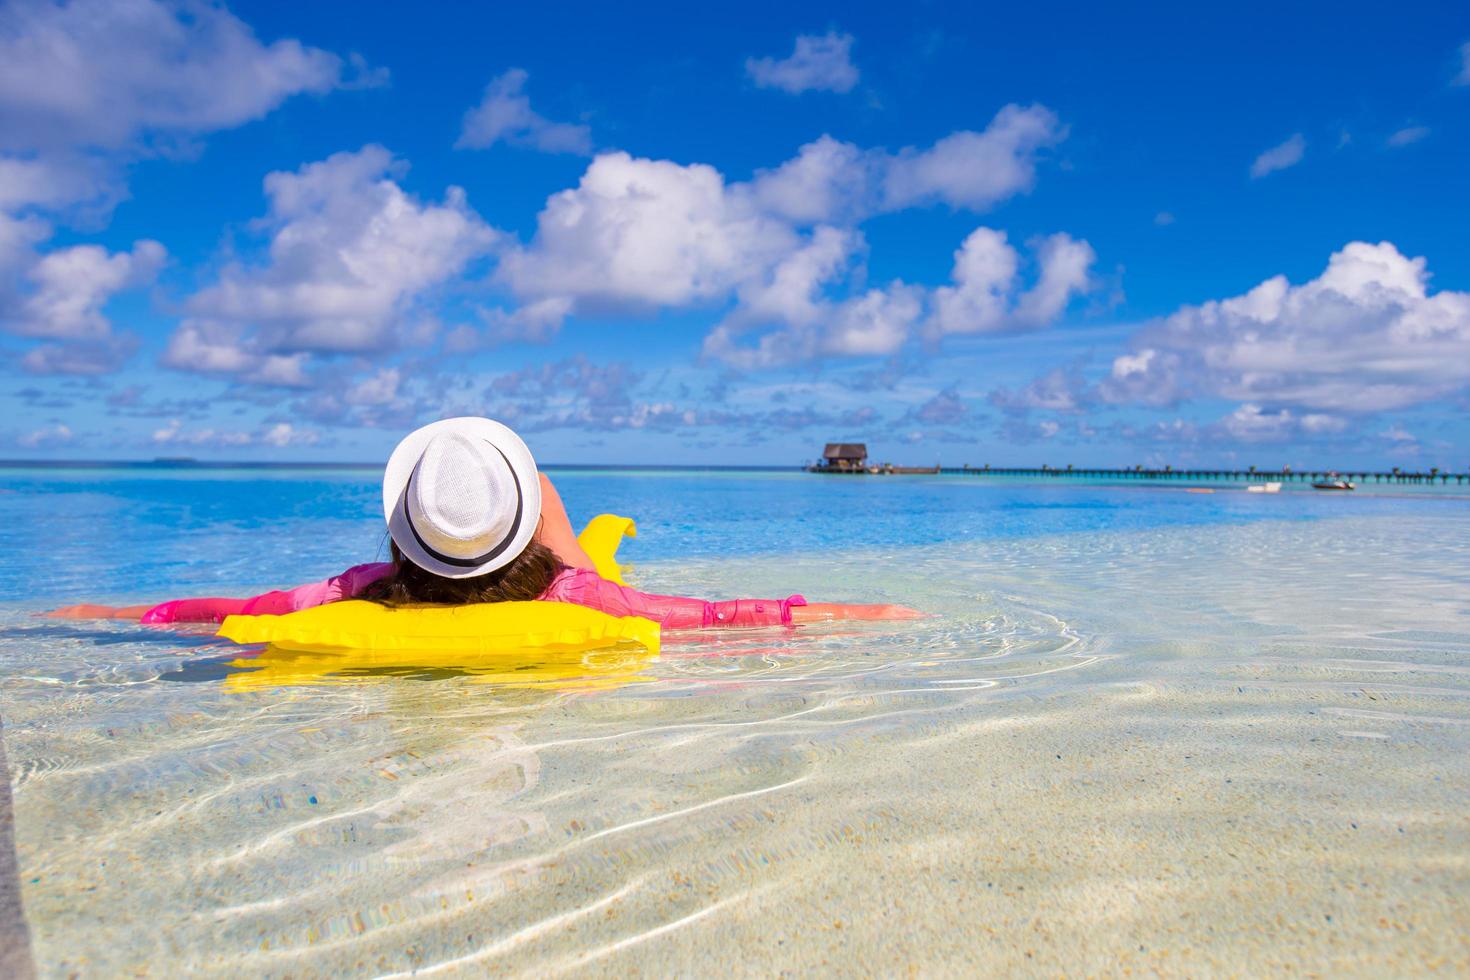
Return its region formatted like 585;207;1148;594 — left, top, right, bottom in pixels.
167;145;497;378
823;284;925;357
151;418;316;449
1220;403;1295;442
456;68;591;154
1154;211;1175;226
498;151;798;312
1216;405;1349;443
1250;133;1305;178
152;418;247;447
17;421;71;448
345;367;401;406
1456;41;1470;85
929;228;1017;335
730;226;859;329
930;228;1094;336
0;0;353;152
698;227;867;367
161;321;312;386
1301;413;1347;434
704;225;1092;368
493;105;1074;357
746;32;858;94
0;154;117;212
989;366;1090;412
0;0;374;375
748;104;1064;222
0;222;162;376
10;239;164;339
747;136;876;225
702;282;924;370
1381;423;1415;443
262;422;317;447
883;105;1065;211
1013;233;1096;325
1387;125;1429;147
1102;240;1470;412
0;211;50;287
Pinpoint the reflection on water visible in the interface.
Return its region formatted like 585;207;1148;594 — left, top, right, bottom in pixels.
217;643;660;693
1;511;1468;974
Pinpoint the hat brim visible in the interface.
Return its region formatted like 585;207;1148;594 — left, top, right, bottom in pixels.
382;417;543;579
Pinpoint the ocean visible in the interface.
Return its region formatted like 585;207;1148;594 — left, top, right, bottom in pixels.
1;465;1467;974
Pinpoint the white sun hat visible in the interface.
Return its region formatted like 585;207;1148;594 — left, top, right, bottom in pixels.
382;417;543;579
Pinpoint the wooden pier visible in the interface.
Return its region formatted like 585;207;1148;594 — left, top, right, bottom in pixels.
937;465;1469;485
804;442;1466;485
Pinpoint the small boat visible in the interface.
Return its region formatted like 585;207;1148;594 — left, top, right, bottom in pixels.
1247;482;1282;494
1311;479;1355;491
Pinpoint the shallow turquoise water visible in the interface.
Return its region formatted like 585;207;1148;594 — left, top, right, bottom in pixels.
1;468;1467;974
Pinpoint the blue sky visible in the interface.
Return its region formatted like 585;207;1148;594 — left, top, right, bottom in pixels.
4;0;1469;468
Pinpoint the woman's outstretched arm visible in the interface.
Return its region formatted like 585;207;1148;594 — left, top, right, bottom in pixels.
791;603;923;623
44;604;154;620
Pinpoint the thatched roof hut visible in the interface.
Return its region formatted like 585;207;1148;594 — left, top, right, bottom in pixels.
820;443;868;470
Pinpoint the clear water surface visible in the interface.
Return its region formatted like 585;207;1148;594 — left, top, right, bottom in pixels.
1;466;1467;975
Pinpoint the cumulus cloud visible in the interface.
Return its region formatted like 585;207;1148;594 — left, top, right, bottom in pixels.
703;276;926;369
1102;240;1470;412
883;105;1066;211
0;0;360;152
345;367;401;406
821;284;925;357
1250;133;1305;178
726;226;858;330
498;151;799;314
456;68;591;154
1218;403;1295;442
703;225;1093;368
9;239;164;339
747;104;1065;221
166;145;497;380
746;32;859;94
0;0;372;374
746;136;875;225
0;153;119;213
498;108;1077;357
929;228;1094;336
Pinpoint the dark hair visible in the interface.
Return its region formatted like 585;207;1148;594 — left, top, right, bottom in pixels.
357;539;562;606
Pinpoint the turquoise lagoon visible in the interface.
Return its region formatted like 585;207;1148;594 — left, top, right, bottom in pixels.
1;466;1467;974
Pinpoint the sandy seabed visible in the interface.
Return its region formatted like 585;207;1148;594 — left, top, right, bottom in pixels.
5;512;1468;976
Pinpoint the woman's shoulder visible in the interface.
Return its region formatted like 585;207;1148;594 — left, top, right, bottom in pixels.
334;562;394;597
538;565;605;601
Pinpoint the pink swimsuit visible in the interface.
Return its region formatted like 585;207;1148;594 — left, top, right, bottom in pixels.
140;563;806;630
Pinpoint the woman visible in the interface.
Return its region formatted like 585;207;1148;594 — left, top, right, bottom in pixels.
51;418;917;628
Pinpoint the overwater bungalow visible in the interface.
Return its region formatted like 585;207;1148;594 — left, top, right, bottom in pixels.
809;443;868;473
